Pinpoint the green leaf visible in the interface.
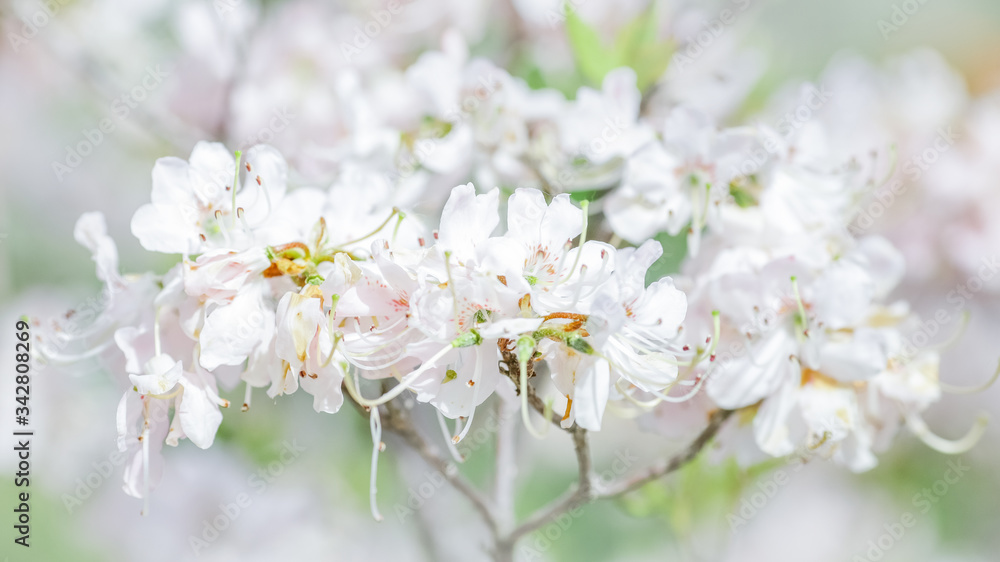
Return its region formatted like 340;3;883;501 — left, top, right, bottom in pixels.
729;183;758;208
612;7;672;90
567;7;673;91
645;229;688;284
569;188;602;204
630;41;674;91
565;11;620;87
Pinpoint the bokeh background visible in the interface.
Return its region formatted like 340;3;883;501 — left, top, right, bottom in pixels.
2;0;1000;560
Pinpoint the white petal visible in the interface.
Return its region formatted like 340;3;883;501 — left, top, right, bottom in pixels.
178;370;224;449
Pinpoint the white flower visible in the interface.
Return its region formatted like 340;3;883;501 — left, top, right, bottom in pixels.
273;288;346;414
558;67;655;165
130;142;287;254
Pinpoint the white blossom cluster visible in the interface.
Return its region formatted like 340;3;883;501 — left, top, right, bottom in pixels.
34;11;998;517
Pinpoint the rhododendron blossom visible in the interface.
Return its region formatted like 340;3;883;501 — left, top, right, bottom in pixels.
30;10;1000;559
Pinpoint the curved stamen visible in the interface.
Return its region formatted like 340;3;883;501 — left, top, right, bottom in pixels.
905;411;988;455
435;409;467;463
614;380;663;409
344;344;454;407
37;338;116;364
242;382;252;412
231;150;242;228
928;310;969;354
790;276;808;336
552;200;589;289
517;336;548;439
368;406;384;522
941;359;1000;395
645;374;709;403
453;350;484;443
336;208;400;250
153;307;162;357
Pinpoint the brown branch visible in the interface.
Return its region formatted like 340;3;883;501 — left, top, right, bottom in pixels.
499;342;564;428
498;424;592;552
379;398;500;535
597;409;734;498
345;387;500;536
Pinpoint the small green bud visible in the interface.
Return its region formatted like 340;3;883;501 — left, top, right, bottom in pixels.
516;335;536;364
452;329;483;348
566;335;593;355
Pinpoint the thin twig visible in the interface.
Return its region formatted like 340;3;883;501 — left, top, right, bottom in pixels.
380;398;500;535
499;424;592;548
597;409;735;498
494;393;519;535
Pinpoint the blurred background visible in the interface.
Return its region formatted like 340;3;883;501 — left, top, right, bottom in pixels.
2;0;1000;560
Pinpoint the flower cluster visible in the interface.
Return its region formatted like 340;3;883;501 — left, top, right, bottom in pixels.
35;14;997;518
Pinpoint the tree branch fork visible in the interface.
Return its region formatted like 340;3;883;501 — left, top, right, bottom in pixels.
347;349;734;561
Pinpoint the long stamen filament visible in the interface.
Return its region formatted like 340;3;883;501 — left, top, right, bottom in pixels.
436;409;467;463
141;412;150;516
242;382;252;412
905;411;988;455
443;251;461;334
517;336;547;438
453;350;484;443
941;358;1000;395
153;307;162;357
553;200;589;289
231;150;242;228
790;277;808;335
336;208;400;249
344;344;454;407
368;406;384;522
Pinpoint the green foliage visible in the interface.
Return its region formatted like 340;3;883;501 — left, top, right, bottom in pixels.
214;388;294;468
645;230;688;284
566;8;674;91
569;189;603;205
729;183;759;208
